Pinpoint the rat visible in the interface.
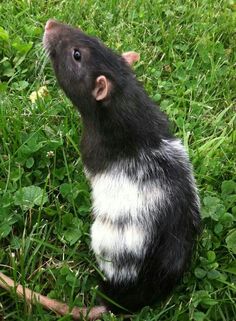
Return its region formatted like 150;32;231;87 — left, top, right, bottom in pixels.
43;19;201;314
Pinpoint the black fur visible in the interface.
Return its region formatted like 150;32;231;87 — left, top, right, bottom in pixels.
44;20;201;313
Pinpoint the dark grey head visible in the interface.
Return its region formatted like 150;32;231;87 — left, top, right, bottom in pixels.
43;20;139;116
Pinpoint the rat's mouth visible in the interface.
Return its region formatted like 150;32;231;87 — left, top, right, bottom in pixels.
43;33;53;56
43;37;56;59
43;36;52;57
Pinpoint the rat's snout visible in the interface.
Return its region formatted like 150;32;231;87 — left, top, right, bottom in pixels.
45;19;59;31
43;20;60;54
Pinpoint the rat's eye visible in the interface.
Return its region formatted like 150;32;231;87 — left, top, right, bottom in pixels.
73;49;81;61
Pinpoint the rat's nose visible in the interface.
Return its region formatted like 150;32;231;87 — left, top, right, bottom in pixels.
45;19;58;31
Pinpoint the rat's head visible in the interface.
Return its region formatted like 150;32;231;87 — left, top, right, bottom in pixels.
43;20;139;116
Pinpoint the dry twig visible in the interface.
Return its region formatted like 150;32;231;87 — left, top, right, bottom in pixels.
0;272;107;320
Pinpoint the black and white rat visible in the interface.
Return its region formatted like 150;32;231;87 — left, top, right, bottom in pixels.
43;20;201;313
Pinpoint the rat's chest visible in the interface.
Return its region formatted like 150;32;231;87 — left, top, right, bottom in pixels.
89;170;150;281
89;169;164;254
90;170;142;220
88;168;164;222
87;165;167;282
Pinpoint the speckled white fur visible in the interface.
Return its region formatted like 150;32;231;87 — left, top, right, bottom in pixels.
91;170;164;221
90;170;155;282
91;172;141;220
90;169;165;282
91;220;146;256
99;260;138;282
161;139;200;208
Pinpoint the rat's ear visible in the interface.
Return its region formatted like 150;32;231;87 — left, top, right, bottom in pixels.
92;75;111;101
122;51;140;66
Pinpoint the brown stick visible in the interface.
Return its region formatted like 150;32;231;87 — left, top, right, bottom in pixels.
0;272;107;320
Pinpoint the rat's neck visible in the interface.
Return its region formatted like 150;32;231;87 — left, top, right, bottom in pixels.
80;84;172;174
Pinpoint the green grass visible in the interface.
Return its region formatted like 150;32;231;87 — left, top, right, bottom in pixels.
0;0;236;320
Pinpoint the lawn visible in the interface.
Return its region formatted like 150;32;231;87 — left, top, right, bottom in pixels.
0;0;236;320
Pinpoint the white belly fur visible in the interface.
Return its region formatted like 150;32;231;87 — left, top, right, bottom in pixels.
90;168;164;282
91;219;145;256
91;219;144;282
